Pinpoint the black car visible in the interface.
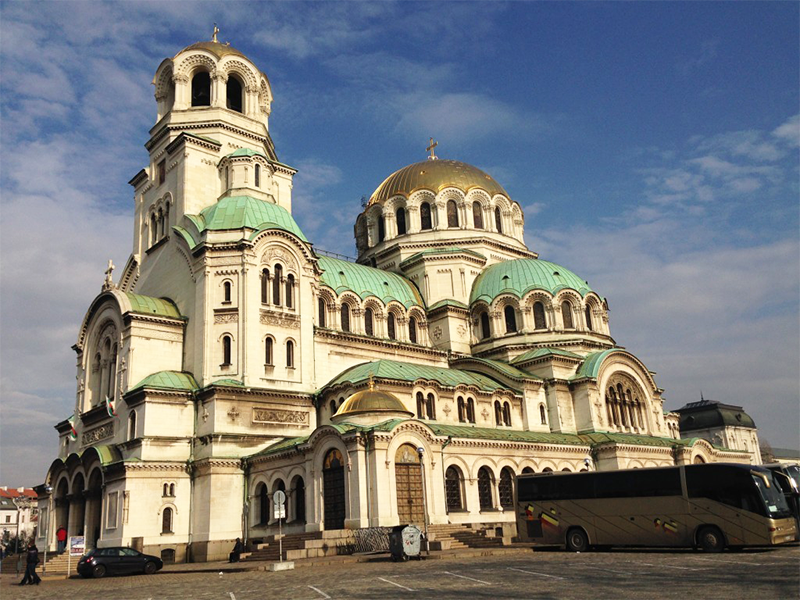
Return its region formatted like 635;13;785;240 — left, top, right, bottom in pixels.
77;547;163;578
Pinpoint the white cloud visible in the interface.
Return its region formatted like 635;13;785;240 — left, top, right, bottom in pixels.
772;114;800;147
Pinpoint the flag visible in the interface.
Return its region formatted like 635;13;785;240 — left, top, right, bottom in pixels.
68;415;78;440
106;396;117;418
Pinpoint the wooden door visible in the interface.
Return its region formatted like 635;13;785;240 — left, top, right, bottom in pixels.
323;449;345;530
395;444;424;524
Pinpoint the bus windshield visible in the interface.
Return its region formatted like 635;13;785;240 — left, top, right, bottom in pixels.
785;465;800;491
752;471;792;519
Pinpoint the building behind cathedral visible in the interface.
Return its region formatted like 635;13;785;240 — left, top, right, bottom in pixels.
39;35;759;562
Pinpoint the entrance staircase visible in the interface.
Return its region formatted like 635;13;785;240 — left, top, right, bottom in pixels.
427;524;507;550
1;551;75;578
242;530;354;562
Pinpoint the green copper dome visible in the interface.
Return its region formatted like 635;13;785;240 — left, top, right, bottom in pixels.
318;256;424;309
184;196;308;242
470;259;593;305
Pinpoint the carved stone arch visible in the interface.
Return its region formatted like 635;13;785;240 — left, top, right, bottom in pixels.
385;421;438;450
511;203;523;219
317;286;337;305
219;58;259;89
597;352;659;394
259;244;300;274
690;438;714;464
305;424;346;449
538;459;558;472
407;306;426;324
385;196;408;212
258;79;272;115
337;291;360;309
217;330;236;343
465;189;491;208
492;195;511;212
470;457;500;481
173;244;197;283
436;187;466;205
554;289;583;306
175;53;217;79
362;297;385;314
444;455;471;479
408;189;434;208
493;294;521;312
496;457;522;475
70;469;87;494
525;290;554;310
153;61;175;100
519;459;538;473
251;230;314;266
267;469;290;491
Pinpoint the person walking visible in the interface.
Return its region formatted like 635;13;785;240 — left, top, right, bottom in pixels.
18;540;41;586
56;526;67;554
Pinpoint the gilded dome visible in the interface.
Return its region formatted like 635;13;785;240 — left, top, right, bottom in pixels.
180;40;246;60
334;388;413;419
368;159;509;206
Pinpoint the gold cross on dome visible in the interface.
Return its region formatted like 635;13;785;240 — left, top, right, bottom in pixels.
212;24;220;43
426;137;438;160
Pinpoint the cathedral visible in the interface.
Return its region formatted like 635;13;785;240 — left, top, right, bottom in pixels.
39;35;757;563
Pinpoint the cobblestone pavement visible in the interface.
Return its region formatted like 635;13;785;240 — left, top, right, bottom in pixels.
2;545;798;600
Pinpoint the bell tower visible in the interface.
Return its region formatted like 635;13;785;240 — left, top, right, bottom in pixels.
128;28;294;280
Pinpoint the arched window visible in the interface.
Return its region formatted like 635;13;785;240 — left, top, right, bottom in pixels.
162;507;173;533
225;166;230;190
416;392;426;419
503;402;512;426
191;71;211;106
585;305;593;331
255;163;261;188
163;483;169;497
472;202;484;229
387;313;396;340
223;281;232;303
539;404;547;425
293;477;306;524
478;467;493;510
330;399;337;416
226;76;243;112
494;401;503;426
562;301;574;329
273;264;282;305
261;269;270;304
408;316;418;344
127;411;137;441
340;303;350;332
286;340;294;368
445;466;463;511
396;208;407;235
318;298;327;327
169;483;175;497
420;202;432;230
107;344;117;400
480;312;491;340
504;305;517;333
285;274;294;308
150;214;157;246
158;209;165;238
533;302;546;330
265;337;273;366
222;335;232;366
378;216;385;242
426;393;436;420
258;483;269;525
457;397;466;422
447;200;459;227
467;398;475;423
494;206;503;233
499;468;514;508
364;308;374;336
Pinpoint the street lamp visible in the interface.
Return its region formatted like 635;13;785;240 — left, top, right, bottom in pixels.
42;485;53;575
11;494;34;555
416;447;429;554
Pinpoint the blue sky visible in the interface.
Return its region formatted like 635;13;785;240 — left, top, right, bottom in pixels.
1;1;798;485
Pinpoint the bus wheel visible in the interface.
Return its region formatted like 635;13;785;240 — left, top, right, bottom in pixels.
697;526;725;552
566;528;589;552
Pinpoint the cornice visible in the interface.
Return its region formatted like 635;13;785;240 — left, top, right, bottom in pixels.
314;327;447;359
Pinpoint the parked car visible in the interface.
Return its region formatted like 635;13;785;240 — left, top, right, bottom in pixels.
77;547;163;578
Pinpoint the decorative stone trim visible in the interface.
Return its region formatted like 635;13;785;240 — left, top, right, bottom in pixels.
259;310;300;328
252;407;308;426
82;423;114;445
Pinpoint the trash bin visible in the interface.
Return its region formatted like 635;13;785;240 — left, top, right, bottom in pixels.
389;524;422;561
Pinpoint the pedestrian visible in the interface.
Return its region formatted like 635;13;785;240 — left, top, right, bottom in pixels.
18;540;41;586
229;537;244;563
56;526;67;554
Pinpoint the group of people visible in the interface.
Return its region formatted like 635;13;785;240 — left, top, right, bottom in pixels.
14;525;68;586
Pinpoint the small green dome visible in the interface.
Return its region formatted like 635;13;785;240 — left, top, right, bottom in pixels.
194;196;308;242
470;259;593;305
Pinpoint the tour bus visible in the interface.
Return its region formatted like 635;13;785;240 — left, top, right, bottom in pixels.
764;462;800;536
516;463;797;552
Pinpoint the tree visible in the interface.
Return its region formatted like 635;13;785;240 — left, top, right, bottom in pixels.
760;439;775;463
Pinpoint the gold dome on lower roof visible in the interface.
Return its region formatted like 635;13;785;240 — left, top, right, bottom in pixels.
368;159;509;206
334;380;413;418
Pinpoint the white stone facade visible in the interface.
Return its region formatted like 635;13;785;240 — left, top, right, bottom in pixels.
40;35;754;563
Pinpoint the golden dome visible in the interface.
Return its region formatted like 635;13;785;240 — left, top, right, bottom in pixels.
368;159;509;206
180;41;246;60
334;387;413;418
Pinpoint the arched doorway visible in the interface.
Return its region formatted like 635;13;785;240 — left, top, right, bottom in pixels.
395;444;424;525
84;469;103;549
323;449;345;530
70;473;86;537
292;476;306;524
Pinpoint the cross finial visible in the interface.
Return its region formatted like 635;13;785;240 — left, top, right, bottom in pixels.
426;137;438;160
103;259;116;290
368;376;375;391
212;24;220;43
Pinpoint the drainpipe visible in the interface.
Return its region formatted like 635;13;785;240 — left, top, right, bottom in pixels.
186;391;197;563
241;457;250;547
363;431;371;526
